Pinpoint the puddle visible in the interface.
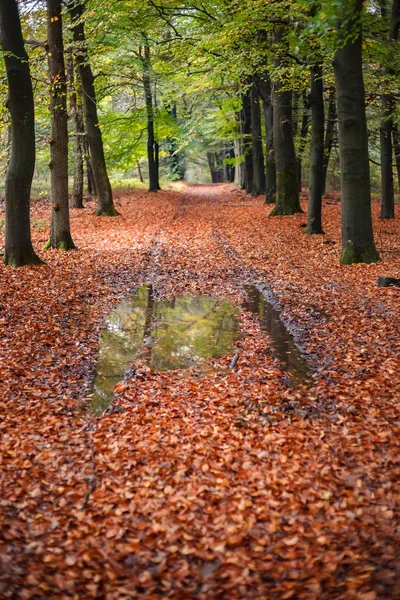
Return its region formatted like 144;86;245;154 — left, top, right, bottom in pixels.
243;285;312;386
91;285;239;413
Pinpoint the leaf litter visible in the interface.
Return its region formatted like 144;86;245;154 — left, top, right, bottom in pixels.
0;184;399;599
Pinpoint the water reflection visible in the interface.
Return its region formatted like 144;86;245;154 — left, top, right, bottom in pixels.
92;285;238;412
243;285;312;385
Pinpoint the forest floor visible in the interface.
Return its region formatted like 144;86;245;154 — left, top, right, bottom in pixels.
0;183;399;600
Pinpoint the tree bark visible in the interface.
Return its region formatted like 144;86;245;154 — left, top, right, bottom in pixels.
296;93;310;192
306;64;325;234
67;56;84;209
270;87;301;215
207;152;224;183
0;0;42;266
68;0;117;216
393;125;400;194
251;80;266;197
333;0;379;264
380;94;395;218
322;89;337;195
46;0;75;250
379;0;400;218
141;43;158;192
258;74;276;204
241;85;253;194
234;137;244;187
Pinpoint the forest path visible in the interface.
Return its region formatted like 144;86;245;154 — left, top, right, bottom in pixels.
1;184;399;598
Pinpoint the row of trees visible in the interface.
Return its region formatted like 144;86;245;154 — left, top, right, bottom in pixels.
1;0;399;266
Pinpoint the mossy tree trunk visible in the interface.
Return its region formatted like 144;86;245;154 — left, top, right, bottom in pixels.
322;89;337;195
306;64;325;234
258;74;276;204
334;0;379;264
270;85;301;215
67;56;84;209
251;79;266;197
68;0;117;216
0;0;42;267
46;0;75;250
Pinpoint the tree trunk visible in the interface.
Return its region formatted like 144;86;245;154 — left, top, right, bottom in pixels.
380;95;395;218
241;85;253;194
166;102;185;180
333;0;379;264
258;75;276;204
306;64;325;234
207;152;224;183
68;0;117;216
136;159;144;183
0;0;42;266
393;125;400;194
296;93;310;192
142;43;158;192
251;80;266;197
379;0;400;217
46;0;75;250
83;134;96;196
322;89;337;195
270;87;301;215
67;56;84;209
234;138;244;187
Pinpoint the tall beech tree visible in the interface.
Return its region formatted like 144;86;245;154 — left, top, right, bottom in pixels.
305;63;325;234
270;27;301;216
322;89;337;195
68;0;118;216
251;79;266;197
379;0;400;219
46;0;75;250
241;84;253;195
68;56;84;209
333;0;379;264
258;74;276;204
0;0;42;267
140;40;159;192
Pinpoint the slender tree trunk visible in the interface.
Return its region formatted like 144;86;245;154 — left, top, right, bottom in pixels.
297;93;310;192
83;134;96;196
46;0;75;251
166;102;185;180
270;86;301;215
141;44;158;192
258;75;276;204
241;85;253;194
334;0;379;264
234;137;244;187
322;89;337;195
379;0;400;217
207;152;224;183
380;95;395;218
393;125;400;194
306;64;325;234
0;0;42;266
67;56;84;209
136;159;144;183
68;0;117;216
251;80;266;196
